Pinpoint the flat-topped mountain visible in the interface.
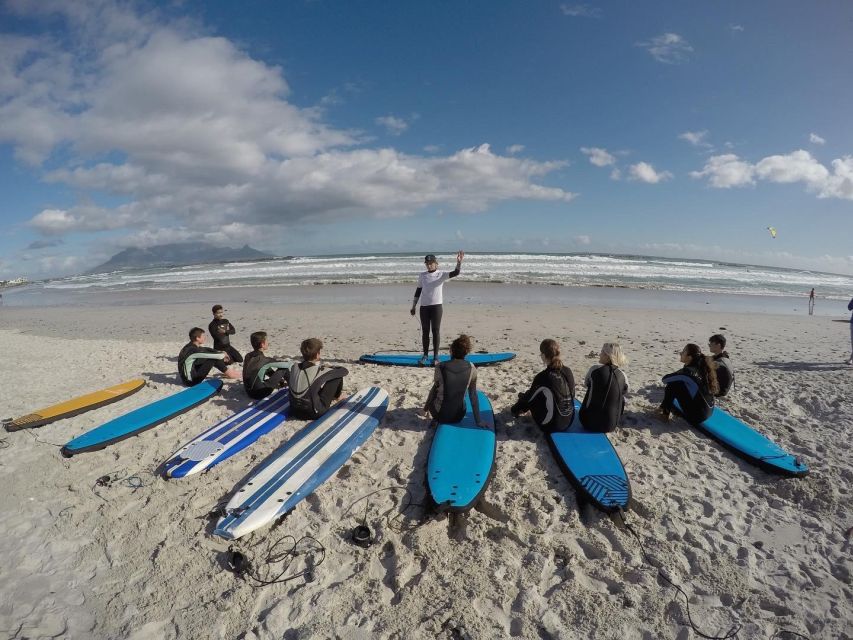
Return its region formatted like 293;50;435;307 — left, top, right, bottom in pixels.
89;243;275;273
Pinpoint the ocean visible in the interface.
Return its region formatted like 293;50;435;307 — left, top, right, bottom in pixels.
13;253;851;301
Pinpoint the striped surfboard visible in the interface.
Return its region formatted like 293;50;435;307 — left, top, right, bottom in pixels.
163;390;290;479
214;386;389;540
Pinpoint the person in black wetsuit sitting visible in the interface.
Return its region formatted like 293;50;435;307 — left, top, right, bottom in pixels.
209;304;243;364
510;339;575;432
423;334;487;427
708;334;734;397
243;331;294;400
579;342;629;432
288;338;349;420
659;343;719;425
178;327;241;386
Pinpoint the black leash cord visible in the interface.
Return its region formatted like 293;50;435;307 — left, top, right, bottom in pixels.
617;509;741;640
234;534;326;587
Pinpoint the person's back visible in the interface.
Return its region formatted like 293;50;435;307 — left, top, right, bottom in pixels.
708;334;734;397
510;339;574;432
579;342;629;432
433;358;476;423
288;338;347;419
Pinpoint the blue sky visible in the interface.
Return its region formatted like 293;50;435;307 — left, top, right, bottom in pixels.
1;0;852;279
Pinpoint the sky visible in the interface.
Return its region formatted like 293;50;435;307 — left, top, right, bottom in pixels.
1;0;852;280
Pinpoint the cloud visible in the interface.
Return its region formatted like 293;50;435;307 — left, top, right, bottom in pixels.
628;162;672;184
25;238;63;250
809;133;826;145
506;144;525;155
580;146;616;167
691;150;853;200
574;234;591;245
559;4;602;18
375;115;408;136
636;33;693;64
678;130;712;148
609;168;621;181
1;2;575;257
423;144;441;153
728;24;745;33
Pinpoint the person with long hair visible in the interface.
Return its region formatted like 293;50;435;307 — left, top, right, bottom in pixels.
659;343;719;425
410;251;464;366
579;342;629;432
510;339;575;432
423;334;486;427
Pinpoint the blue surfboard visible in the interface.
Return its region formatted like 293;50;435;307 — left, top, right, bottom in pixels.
426;390;495;512
547;400;631;513
360;352;515;367
163;389;290;479
674;401;808;477
61;380;222;457
215;387;389;540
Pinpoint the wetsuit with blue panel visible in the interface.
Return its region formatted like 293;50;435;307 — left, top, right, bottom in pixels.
660;364;714;425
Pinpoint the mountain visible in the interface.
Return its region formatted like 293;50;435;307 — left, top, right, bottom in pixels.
89;243;275;273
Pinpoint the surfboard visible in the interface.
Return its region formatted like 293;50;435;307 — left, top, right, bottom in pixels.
674;401;808;477
547;400;631;513
426;390;495;512
4;379;146;432
61;380;222;457
360;352;515;367
214;386;389;540
163;390;290;479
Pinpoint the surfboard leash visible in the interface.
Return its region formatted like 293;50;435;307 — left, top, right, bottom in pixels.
226;534;326;587
616;508;741;640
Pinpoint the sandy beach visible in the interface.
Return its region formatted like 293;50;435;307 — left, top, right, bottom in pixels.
1;289;851;639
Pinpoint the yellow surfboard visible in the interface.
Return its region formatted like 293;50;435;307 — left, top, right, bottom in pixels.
4;379;146;431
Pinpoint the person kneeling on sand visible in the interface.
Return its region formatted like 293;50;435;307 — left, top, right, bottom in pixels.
708;334;734;397
510;339;575;432
178;327;241;386
209;304;243;364
579;342;629;432
423;334;487;427
288;338;348;419
658;343;719;425
243;331;294;400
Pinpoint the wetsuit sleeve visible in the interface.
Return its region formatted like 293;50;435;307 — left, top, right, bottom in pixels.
414;287;422;300
584;365;598;388
425;366;442;410
563;366;576;399
513;369;548;413
620;370;630;393
208;320;218;336
468;364;481;423
448;265;461;278
309;366;348;411
662;366;688;385
257;360;295;384
227;321;236;336
848;297;853;311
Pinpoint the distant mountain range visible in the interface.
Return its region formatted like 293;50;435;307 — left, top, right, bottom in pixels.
89;243;276;273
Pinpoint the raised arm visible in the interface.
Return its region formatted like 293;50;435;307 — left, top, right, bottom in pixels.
448;250;464;278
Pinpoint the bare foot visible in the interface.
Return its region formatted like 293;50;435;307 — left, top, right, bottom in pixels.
223;367;241;380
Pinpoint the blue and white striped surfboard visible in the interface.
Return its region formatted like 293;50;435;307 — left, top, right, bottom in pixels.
163;390;291;479
214;386;389;540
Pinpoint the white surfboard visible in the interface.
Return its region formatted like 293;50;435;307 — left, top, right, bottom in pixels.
214;386;389;540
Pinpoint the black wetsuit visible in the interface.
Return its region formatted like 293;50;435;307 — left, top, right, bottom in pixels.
511;366;575;432
413;266;460;359
579;364;627;432
425;358;481;424
661;364;714;425
178;342;228;386
288;361;349;419
209;318;243;363
712;352;734;397
243;350;293;400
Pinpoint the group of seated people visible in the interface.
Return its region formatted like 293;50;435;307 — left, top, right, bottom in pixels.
176;305;735;431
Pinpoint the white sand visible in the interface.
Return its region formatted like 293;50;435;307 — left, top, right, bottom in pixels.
0;300;850;639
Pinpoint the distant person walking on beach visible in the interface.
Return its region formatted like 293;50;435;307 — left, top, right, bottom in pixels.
511;339;576;432
579;342;629;432
847;297;853;365
658;343;719;425
209;305;243;364
808;288;815;315
410;251;464;366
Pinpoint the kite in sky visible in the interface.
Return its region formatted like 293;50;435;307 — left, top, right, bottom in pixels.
767;226;777;239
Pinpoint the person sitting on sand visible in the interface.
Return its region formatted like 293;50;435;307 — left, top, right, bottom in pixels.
659;343;719;425
510;339;575;432
288;338;348;419
579;342;629;432
708;334;734;397
423;334;487;427
209;304;243;364
243;331;294;400
178;327;241;386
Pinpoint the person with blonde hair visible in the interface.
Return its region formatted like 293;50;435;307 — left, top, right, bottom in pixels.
510;339;575;432
579;342;629;432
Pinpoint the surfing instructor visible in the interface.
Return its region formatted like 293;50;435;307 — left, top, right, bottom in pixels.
410;251;465;366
